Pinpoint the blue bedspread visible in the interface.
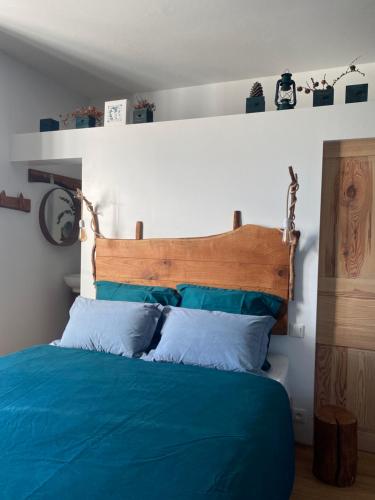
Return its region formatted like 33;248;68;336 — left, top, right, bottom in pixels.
0;346;294;500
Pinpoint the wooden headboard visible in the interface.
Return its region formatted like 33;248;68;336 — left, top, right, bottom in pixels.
95;224;299;334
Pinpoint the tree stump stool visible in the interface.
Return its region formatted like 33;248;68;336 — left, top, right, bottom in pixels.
313;405;357;487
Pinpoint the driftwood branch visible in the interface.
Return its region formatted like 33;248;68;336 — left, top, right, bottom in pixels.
75;189;103;281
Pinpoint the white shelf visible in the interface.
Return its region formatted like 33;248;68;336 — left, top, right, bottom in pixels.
11;102;375;166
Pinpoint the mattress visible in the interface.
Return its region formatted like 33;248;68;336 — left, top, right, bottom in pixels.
0;345;294;500
265;353;290;395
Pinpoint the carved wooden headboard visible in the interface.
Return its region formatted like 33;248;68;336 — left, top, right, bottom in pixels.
95;223;299;334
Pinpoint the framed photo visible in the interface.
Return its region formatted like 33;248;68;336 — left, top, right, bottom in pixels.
104;99;127;126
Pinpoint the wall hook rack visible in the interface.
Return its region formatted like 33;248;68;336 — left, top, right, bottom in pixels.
28;168;81;191
0;190;31;213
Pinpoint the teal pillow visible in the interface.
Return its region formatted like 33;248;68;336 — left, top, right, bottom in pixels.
176;284;283;318
96;281;180;306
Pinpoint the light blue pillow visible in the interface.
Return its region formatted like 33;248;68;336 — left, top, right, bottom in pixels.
60;297;162;358
145;306;276;373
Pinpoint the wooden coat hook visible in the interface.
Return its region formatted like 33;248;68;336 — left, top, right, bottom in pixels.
28;168;81;191
0;191;31;213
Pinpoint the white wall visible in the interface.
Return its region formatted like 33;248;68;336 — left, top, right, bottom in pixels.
0;49;85;354
79;103;375;445
11;101;375;445
129;62;375;122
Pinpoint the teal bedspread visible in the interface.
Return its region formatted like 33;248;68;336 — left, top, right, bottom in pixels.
0;346;294;500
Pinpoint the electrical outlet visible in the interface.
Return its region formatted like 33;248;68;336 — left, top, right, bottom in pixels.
292;408;306;424
288;323;305;338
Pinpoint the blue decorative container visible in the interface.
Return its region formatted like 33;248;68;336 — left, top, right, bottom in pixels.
133;109;153;124
313;87;334;107
40;118;59;132
246;96;265;113
345;84;368;104
75;116;96;128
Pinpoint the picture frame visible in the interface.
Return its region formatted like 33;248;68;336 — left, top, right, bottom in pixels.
104;99;128;126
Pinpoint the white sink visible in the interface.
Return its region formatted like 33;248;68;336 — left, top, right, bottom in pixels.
64;273;80;294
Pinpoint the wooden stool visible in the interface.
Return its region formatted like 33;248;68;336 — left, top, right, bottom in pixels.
313;405;357;487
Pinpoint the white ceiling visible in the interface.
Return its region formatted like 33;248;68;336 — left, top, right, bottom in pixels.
0;0;374;99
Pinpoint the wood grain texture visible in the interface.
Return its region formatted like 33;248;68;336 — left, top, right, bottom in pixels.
338;158;373;279
324;138;375;159
96;224;295;334
292;445;375;500
316;139;375;454
315;343;348;409
315;344;375;453
313;405;357;487
317;145;375;351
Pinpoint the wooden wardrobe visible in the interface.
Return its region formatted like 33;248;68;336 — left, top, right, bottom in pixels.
315;138;375;453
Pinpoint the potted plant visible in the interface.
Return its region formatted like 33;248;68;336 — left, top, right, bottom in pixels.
59;106;104;129
297;57;366;107
133;98;156;124
246;82;265;113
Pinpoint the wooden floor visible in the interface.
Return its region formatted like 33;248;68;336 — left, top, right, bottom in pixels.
291;445;375;499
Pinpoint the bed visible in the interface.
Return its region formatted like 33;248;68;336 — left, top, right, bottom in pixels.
0;221;298;500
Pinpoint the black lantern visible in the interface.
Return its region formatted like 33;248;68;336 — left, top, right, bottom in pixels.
275;71;297;110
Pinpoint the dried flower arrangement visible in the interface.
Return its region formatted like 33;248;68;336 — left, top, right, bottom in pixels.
133;98;156;112
59;106;104;128
297;57;365;94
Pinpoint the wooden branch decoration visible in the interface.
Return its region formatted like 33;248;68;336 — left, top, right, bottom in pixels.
135;221;143;240
233;210;242;230
289;230;300;300
282;166;300;300
0;191;31;213
28;168;81;191
75;189;103;281
287;165;298;232
75;189;102;238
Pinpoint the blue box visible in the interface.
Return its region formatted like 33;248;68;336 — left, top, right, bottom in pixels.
76;116;96;128
133;109;153;124
40;118;59;132
246;96;265;113
345;84;368;104
313;88;334;107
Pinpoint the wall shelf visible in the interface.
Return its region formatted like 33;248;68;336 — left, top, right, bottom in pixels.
11;102;374;167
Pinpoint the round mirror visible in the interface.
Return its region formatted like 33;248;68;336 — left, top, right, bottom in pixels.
39;188;80;246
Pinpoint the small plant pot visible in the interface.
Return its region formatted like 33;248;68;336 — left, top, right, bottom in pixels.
40;118;59;132
133;108;153;124
345;83;368;104
246;96;265;113
313;87;334;107
76;115;96;128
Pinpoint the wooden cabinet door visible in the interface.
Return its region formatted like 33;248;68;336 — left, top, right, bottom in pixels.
316;139;375;453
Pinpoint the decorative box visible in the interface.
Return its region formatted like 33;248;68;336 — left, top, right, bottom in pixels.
313;88;334;107
76;116;96;128
133;109;153;124
40;118;59;132
246;96;265;113
345;84;368;104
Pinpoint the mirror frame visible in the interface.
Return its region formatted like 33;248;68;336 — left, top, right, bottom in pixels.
39;188;80;246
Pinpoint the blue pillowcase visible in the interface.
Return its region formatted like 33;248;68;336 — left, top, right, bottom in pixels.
96;281;180;306
60;297;161;357
145;306;276;373
176;284;283;371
